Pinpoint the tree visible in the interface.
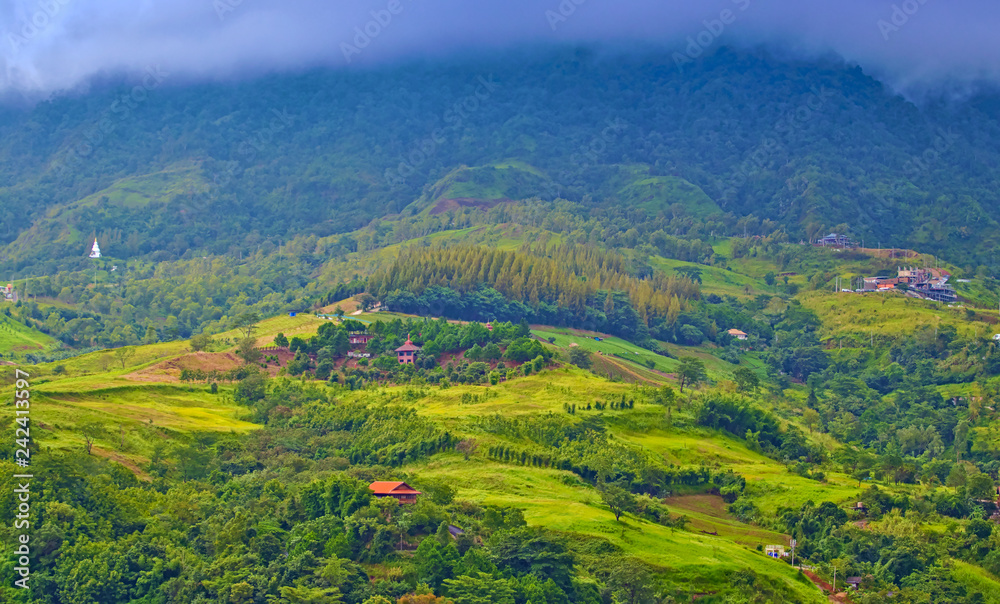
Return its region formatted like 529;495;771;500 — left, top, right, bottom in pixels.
332;330;350;357
600;484;636;522
278;585;344;604
654;385;676;408
334;306;345;318
235;372;268;404
233;311;261;339
568;346;592;369
80;423;104;454
113;346;136;369
398;594;453;604
414;538;453;589
456;439;479;461
733;367;759;393
677;357;706;392
946;464;968;488
274;332;289;348
606;558;655;604
967;473;995;500
675;266;703;283
967;517;994;540
954;421;971;461
764;271;776;287
442;573;515;604
190;333;213;352
802;408;821;434
237;337;263;364
358;293;377;311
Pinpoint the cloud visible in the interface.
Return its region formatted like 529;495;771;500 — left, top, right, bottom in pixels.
1;0;998;95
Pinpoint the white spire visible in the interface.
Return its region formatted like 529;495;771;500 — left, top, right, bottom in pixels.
89;238;101;259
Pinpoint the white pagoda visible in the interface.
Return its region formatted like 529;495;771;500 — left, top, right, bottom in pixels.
89;238;101;259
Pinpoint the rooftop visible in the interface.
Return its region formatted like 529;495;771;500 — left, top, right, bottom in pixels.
395;338;421;352
369;481;422;496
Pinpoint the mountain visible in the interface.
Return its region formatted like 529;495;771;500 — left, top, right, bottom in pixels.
3;47;1000;275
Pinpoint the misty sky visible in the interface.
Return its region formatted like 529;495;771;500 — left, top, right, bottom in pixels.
1;0;998;95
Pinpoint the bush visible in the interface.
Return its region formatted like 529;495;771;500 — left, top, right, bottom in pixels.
504;337;548;362
190;333;213;351
568;347;592;369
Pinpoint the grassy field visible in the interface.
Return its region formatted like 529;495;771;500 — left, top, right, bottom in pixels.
358;372;888;523
651;256;773;300
952;560;1000;604
798;290;991;344
619;428;864;515
531;325;742;384
0;378;255;462
0;313;62;357
407;453;824;602
0;312;326;459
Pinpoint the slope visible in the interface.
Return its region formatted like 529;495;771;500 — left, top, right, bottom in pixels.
5;48;1000;272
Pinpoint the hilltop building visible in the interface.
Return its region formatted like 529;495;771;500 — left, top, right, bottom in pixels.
89;239;101;259
727;329;748;341
764;545;788;559
862;268;957;302
396;338;421;364
816;233;853;248
369;481;421;504
897;267;928;284
349;333;375;346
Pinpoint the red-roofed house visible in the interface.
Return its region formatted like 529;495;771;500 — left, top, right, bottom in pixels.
396;338;421;364
349;333;375;346
369;481;421;504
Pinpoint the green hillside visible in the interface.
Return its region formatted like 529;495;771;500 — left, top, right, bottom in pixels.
0;312;62;357
6;48;1000;274
617;174;721;217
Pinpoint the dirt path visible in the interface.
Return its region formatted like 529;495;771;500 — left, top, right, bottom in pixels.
800;569;853;603
92;447;152;482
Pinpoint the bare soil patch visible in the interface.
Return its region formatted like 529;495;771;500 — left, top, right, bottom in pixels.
430;197;512;215
126;351;243;382
92;447;152;482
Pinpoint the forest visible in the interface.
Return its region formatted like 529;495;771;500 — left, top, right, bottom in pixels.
3;47;1000;276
